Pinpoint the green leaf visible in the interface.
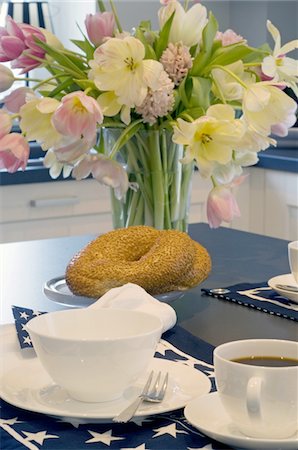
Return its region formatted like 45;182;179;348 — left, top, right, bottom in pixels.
135;28;157;60
73;79;97;90
154;12;175;60
204;44;254;73
191;11;218;76
189;77;211;110
46;77;75;97
179;107;205;120
178;76;191;108
71;38;95;61
109;119;143;157
35;39;86;78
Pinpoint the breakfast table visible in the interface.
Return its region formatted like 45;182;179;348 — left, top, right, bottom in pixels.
1;223;297;450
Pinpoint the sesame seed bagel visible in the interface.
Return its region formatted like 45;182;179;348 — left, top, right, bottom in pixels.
65;225;211;298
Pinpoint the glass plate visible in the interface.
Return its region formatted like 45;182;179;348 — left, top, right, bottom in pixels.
43;276;185;308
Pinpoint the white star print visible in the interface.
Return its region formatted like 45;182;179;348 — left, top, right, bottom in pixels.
188;446;213;450
0;417;22;425
32;310;42;316
152;423;188;438
120;444;147;450
22;430;59;445
86;430;125;445
19;311;29;320
23;335;32;345
21;324;27;331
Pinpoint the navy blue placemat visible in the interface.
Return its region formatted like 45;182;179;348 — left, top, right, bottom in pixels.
202;282;298;322
1;318;228;450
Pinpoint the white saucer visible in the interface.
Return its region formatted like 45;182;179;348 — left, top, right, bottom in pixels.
0;324;211;423
43;276;185;307
184;392;298;450
268;274;298;304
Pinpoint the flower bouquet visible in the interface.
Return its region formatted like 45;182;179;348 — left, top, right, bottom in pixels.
0;0;297;230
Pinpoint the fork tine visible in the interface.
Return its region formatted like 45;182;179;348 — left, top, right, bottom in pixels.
157;372;168;400
150;371;161;397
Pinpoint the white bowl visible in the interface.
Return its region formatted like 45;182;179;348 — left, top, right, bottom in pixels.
26;309;162;403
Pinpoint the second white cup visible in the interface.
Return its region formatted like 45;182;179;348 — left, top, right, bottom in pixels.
288;240;298;284
214;339;298;439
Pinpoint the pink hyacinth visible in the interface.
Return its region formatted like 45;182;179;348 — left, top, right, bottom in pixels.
0;16;46;72
0;133;30;172
85;12;115;47
3;86;35;112
160;42;193;85
51;91;103;141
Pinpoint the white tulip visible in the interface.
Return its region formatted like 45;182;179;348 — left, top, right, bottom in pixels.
158;0;208;47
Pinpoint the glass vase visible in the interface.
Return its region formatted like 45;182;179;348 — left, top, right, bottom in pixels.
103;128;194;232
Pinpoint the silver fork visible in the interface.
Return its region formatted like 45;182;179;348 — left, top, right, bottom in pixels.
113;370;168;423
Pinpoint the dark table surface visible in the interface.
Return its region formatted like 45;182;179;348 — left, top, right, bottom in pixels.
1;223;297;345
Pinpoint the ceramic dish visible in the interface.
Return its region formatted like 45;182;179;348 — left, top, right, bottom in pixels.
184;392;298;450
43;276;185;307
268;274;298;304
0;324;211;423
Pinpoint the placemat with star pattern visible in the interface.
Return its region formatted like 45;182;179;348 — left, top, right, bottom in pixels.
0;323;229;450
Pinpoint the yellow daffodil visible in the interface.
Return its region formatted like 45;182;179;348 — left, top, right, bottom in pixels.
89;36;164;108
242;81;297;137
212;61;256;101
173;104;244;178
20;98;62;150
97;91;131;125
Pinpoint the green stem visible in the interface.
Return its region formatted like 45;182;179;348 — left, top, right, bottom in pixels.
14;77;42;83
97;0;106;12
211;65;248;89
149;131;165;229
109;0;122;33
32;73;69;90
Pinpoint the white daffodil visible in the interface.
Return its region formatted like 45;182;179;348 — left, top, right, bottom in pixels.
88;36;164;108
173;104;244;178
262;20;298;96
211;61;256;101
43;149;72;179
158;0;208;47
242;81;297;137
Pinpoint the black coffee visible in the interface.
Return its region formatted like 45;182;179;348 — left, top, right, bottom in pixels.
231;356;298;367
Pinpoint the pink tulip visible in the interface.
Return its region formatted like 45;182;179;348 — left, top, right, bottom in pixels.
85;12;115;47
72;154;129;200
0;16;46;72
216;29;246;46
51;91;103;141
54;136;96;163
0;64;14;92
207;184;241;228
3;86;35;112
0;111;12;138
0;133;30;172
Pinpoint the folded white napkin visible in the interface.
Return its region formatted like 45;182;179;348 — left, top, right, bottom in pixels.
88;283;177;333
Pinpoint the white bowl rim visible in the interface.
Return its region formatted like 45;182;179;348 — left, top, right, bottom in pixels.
26;308;163;342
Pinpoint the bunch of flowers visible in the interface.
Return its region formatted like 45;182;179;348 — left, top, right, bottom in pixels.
0;0;297;228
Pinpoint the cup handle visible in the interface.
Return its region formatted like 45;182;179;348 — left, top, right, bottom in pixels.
246;376;262;419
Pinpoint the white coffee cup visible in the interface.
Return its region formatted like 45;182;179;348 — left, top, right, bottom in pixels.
26;308;162;403
288;241;298;284
214;339;298;439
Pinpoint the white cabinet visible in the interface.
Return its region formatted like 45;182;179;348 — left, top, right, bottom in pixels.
0;167;297;243
0;179;114;243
